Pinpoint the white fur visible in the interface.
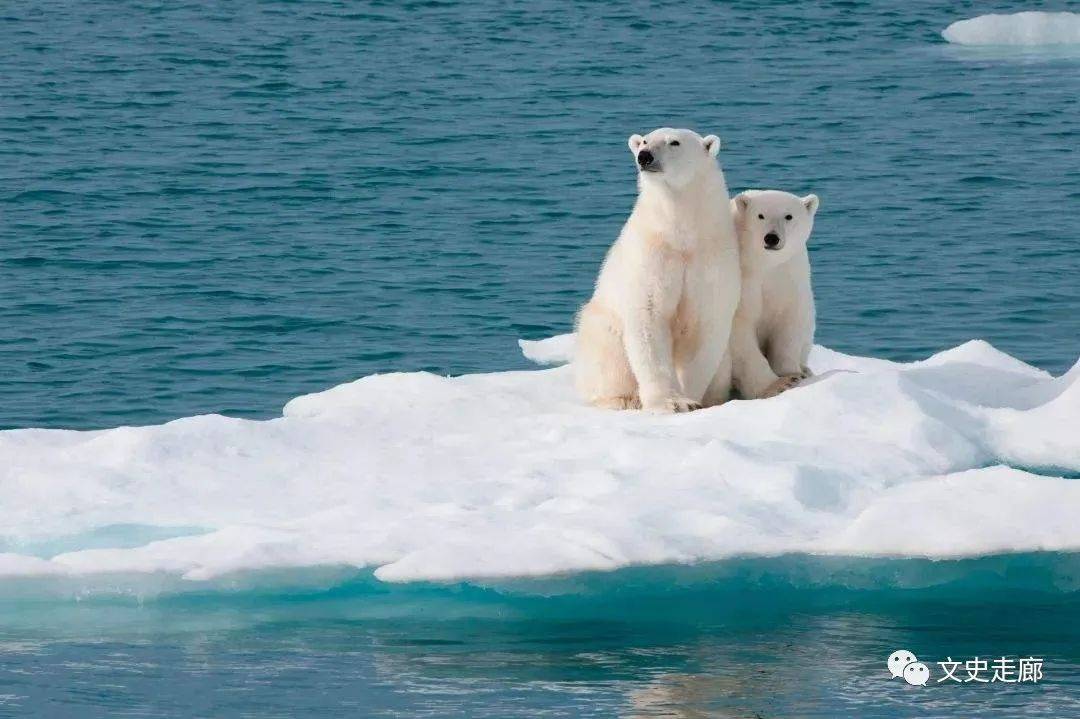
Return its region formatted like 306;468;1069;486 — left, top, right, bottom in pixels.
729;189;820;399
574;128;740;412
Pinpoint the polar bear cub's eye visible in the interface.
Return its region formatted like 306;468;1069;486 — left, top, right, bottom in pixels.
757;214;764;220
785;214;793;221
669;140;680;146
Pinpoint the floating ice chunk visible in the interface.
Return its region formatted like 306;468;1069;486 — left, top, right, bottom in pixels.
519;333;575;365
0;338;1076;592
943;12;1080;46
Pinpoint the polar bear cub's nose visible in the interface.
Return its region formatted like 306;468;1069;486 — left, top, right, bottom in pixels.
637;150;655;169
763;232;781;249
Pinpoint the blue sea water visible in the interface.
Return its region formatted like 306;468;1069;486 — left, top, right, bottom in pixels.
1;0;1079;716
2;0;1079;430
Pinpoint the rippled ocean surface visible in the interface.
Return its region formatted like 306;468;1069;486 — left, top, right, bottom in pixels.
3;0;1079;430
1;1;1079;717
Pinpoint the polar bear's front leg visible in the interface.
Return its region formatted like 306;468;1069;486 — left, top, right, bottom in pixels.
622;259;698;413
624;310;699;413
730;307;781;400
767;307;814;381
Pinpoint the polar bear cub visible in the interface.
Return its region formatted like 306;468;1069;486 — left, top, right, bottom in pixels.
574;128;741;412
729;189;820;399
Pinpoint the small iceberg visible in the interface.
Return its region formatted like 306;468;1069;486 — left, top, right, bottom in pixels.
943;12;1080;46
0;336;1077;596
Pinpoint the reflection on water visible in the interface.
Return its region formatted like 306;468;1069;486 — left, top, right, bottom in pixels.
1;580;1077;717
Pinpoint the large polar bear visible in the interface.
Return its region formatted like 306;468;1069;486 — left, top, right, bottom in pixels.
574;128;740;412
729;189;820;399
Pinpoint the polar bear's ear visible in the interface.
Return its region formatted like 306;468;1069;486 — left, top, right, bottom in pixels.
733;193;752;216
628;134;645;152
703;135;721;157
802;194;820;216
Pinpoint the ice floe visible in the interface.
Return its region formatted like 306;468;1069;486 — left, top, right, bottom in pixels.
0;336;1076;591
943;12;1080;46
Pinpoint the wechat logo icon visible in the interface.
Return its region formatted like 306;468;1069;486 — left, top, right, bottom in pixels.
888;649;930;686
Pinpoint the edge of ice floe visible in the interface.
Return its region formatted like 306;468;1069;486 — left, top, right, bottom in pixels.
943;11;1080;47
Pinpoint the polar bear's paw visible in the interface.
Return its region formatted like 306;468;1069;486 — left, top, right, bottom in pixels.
646;396;703;414
799;366;813;380
761;375;802;399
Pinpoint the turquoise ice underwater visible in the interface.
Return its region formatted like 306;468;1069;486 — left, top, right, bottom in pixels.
2;1;1080;718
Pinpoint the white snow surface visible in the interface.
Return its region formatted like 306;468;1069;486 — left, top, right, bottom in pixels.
0;336;1077;586
943;12;1080;46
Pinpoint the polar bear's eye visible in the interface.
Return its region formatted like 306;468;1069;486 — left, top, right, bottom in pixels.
785;214;793;221
669;140;680;147
757;214;764;220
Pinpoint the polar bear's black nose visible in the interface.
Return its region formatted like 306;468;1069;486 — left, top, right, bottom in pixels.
763;232;781;249
637;150;655;169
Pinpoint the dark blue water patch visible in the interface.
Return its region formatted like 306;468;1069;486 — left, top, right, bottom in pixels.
0;613;1073;718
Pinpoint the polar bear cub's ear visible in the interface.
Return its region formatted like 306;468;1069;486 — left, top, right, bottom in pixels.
628;134;645;153
703;135;721;157
802;194;820;216
732;192;753;215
